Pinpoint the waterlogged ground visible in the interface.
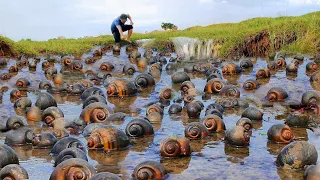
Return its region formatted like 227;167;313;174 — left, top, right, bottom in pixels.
0;46;320;180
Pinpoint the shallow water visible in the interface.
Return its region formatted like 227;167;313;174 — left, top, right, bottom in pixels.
0;47;320;180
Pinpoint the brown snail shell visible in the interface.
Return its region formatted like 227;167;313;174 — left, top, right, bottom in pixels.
301;91;320;107
82;123;107;137
168;103;182;114
106;79;138;96
0;73;11;80
241;107;263;121
42;107;64;126
14;97;32;110
240;59;253;69
16;78;30;88
137;57;148;68
267;61;277;70
201;114;226;132
310;71;320;83
222;63;242;75
53;73;64;85
8;66;18;73
42;61;51;69
0;116;24;132
285;111;312;128
51;137;85;155
243;79;259;90
204;78;225;94
129;50;141;59
266;87;288;102
225;126;250;147
132;161;167;180
61;56;73;66
100;62;114;71
91;172;121;180
184;122;209;139
82;95;107;109
159;87;173;100
306;62;318;72
79;79;94;88
0;144;19;168
146;104;164;116
304;164;320;180
276;141;317;169
87;126;129;151
29;59;37;68
50;158;96;180
256;68;270;79
186;101;202;118
70;60;83;71
123;64;136;75
204;108;223;118
149;63;162;72
194;63;213;73
276;57;286;68
84;57;95;64
93;48;103;57
160;136;191;157
80;102;113;124
171;72;190;84
10;89;22;99
205;103;224;114
35;92;57;110
125;118;154;138
236;118;253;131
147;112;163;123
5;127;35;146
135;73;155;88
54;147;88;167
180;81;195;94
286;62;298;73
32;132;58;149
66;83;85;95
39;80;52;90
267;124;294;144
26;106;42;121
0;164;29;180
45;66;58;75
219;85;240;98
81;87;105;100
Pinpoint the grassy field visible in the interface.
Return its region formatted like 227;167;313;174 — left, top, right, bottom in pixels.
1;11;320;57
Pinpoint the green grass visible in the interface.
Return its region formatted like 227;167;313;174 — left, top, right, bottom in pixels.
1;11;320;57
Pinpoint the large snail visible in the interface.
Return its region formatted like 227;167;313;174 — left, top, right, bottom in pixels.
87;126;130;151
159;87;173;101
219;85;240;98
304;164;320;180
0;164;29;180
10;89;22;99
16;77;30;88
54;148;88;167
240;59;253;69
267;124;294;144
137;57;149;68
45;66;58;75
171;72;190;84
42;107;64;126
276;57;287;68
135;73;155;88
266;87;288;102
5;127;35;146
39;80;52;90
26;106;42;121
50;158;96;180
168;103;182;114
186;101;202;118
14;97;32;110
61;56;73;66
129;50;142;60
201;114;226;132
184;122;209;139
51;137;85;155
301;91;320;107
146;104;164;116
0;144;19;168
194;63;213;73
100;62;114;71
81;87;105;100
241;107;263;121
82;95;107;109
84;56;96;64
8;65;19;73
236;118;253;131
286;62;299;73
204;78;225;94
80;102;113;124
66;83;85;95
132;161;167;180
256;68;270;79
222;63;242;75
160;136;191;157
125;118;154;138
243;79;259;90
0;73;11;80
0;116;24;132
123;64;136;75
276;141;317;169
91;172;121;180
32;132;57;149
306;62;318;72
310;71;320;83
225;126;250;147
180;81;195;95
82;123;107;137
106;79;138;96
35;92;57;110
285;112;312;128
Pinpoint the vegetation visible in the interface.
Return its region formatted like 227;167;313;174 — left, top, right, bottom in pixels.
161;22;178;30
0;11;319;57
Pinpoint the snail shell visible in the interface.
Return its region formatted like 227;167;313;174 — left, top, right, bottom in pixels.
5;127;35;146
146;104;164;116
301;91;320;107
91;172;121;180
306;62;318;72
10;89;22;99
61;56;73;66
82;95;107;109
8;66;18;73
225;126;250;147
16;78;30;88
236;118;253;131
50;158;96;180
241;107;263;121
240;59;253;69
256;68;270;79
276;57;287;68
53;73;64;85
123;64;136;75
204;108;223;118
231;99;249;109
32;132;57;149
184;65;195;73
93;48;103;57
201;115;226;132
219;85;240;98
137;57;148;68
100;62;114;71
87;126;129;151
168;103;182;114
82;123;107;137
243;79;259;90
42;61;51;69
267;124;294;144
285;112;311;128
51;137;85;155
35;92;57;110
286;62;298;73
106;79;138;96
194;63;213;73
39;80;52;90
171;72;190;84
310;71;320;83
42;107;64;126
160;136;191;157
29;59;37;68
206;67;222;77
0;144;19;168
125;118;154;138
26;106;42;121
45;66;58;75
276;141;317;169
266;87;288;102
206;103;224;114
80;102;113;124
66;83;85;95
0;116;24;132
0;164;29;180
70;61;83;71
206;72;222;82
294;54;304;61
84;57;95;64
135;73;155;88
129;50;141;59
180;81;195;94
267;61;277;70
165;62;176;71
222;63;242;75
79;79;94;89
159;87;173;100
304;164;320;180
81;87;105;100
204;78;225;94
184;122;209;139
54;148;88;167
186;101;202;118
14;97;32;110
132;161;167;180
0;73;11;80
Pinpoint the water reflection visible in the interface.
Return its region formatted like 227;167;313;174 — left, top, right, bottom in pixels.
160;156;191;174
266;141;287;156
88;149;129;166
224;144;249;163
130;136;154;152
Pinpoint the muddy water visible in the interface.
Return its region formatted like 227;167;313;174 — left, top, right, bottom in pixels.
0;47;319;180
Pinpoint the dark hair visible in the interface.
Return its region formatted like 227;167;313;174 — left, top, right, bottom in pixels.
120;14;128;20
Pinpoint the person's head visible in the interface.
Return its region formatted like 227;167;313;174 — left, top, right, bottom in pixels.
120;14;128;23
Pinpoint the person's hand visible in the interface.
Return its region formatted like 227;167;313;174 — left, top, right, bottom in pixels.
130;21;134;25
121;35;125;40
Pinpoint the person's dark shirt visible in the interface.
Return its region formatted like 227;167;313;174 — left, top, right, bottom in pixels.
111;16;124;32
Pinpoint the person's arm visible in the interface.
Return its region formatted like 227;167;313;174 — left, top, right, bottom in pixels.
128;14;134;25
116;25;125;39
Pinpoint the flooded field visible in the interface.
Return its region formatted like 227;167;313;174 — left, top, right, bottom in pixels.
0;45;320;180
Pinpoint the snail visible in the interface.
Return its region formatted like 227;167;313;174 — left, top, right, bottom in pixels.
159;87;173;101
137;57;149;68
84;56;96;64
44;66;58;75
285;112;312;128
80;102;113;124
204;108;223;118
82;123;107;137
180;81;195;95
61;56;73;66
10;89;22;99
39;80;52;90
29;59;37;68
243;79;259;90
14;97;32;110
26;106;42;121
132;161;167;180
207;72;222;82
236;118;253;131
16;78;30;88
146;104;164;116
304;164;320;180
82;95;107;109
186;101;202;118
129;50;141;59
51;137;85;155
184;122;209;139
0;164;29;180
206;103;224;114
266;87;288;102
53;73;64;85
222;63;242;75
35;92;57;110
276;141;317;169
171;72;190;84
159;56;167;65
306;62;318;72
276;57;286;68
149;63;162;78
241;107;263;121
301;91;320;107
165;62;176;71
42;107;64;126
256;68;270;79
225;126;250;147
0;73;11;80
135;73;155;88
160;136;191;157
106;79;138;96
240;59;253;69
87;126;129;151
42;61;51;69
125;118;154;138
123;64;136;75
168;103;182;114
0;144;19;168
93;48;103;57
184;65;194;73
66;83;85;95
286;62;299;73
194;63;213;73
54;148;88;167
91;172;121;180
50;158;96;180
206;68;222;77
267;124;294;144
0;116;24;132
32;132;58;149
204;78;225;94
70;61;83;71
8;66;18;73
267;61;277;70
219;85;240;98
0;58;7;66
80;87;105;100
5;127;35;146
100;62;114;71
310;71;320;83
201;114;226;132
79;79;94;88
